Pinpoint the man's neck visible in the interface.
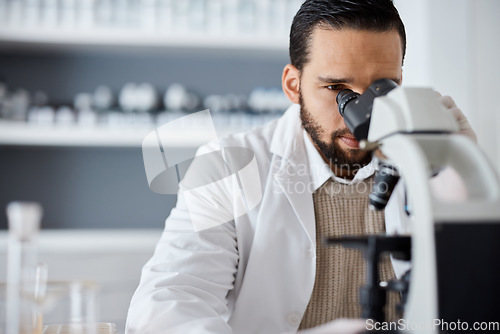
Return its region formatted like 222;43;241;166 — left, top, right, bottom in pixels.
317;151;357;180
329;162;356;180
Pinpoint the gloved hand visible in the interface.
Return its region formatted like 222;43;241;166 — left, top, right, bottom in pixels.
431;93;475;202
439;95;478;143
297;318;367;334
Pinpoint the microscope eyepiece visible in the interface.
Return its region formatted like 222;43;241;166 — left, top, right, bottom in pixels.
336;89;360;117
336;78;398;141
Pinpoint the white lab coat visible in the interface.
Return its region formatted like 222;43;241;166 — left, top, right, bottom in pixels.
125;104;410;334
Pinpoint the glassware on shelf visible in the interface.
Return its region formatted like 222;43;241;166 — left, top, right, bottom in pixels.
5;201;43;334
0;0;302;41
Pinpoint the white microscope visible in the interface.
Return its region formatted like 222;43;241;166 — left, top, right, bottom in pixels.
330;79;500;333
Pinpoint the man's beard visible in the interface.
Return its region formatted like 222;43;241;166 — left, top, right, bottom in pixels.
299;90;372;172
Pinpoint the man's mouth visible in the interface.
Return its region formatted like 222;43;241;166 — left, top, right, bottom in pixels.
339;135;360;149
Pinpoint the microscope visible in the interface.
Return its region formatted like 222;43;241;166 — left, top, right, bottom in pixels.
329;79;500;333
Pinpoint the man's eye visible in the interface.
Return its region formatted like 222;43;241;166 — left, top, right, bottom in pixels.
326;84;344;91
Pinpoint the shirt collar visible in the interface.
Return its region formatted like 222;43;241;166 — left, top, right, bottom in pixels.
302;129;376;191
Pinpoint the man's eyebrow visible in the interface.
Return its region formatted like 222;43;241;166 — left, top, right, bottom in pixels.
317;76;402;85
317;76;353;84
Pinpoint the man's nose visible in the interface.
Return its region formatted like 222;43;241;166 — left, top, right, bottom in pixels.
352;84;370;95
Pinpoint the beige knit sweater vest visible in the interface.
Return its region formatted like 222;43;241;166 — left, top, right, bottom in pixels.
298;177;399;330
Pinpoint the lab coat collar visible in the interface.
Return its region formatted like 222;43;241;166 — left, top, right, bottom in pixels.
271;104;316;246
270;104;303;163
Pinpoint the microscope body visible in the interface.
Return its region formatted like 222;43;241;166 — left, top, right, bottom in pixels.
365;86;500;333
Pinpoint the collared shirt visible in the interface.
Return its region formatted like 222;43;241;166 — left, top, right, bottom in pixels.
302;130;376;191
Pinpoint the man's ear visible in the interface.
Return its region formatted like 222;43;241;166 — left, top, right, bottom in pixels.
282;64;300;104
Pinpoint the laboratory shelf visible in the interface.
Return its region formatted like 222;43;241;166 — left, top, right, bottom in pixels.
0;120;256;147
0;28;288;53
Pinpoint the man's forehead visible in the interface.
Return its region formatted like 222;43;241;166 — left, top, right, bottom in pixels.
307;26;403;65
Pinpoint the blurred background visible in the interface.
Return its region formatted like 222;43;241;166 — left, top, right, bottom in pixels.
0;0;499;331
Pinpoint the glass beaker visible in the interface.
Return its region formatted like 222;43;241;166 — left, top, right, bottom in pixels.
1;280;102;334
42;323;116;334
38;280;99;334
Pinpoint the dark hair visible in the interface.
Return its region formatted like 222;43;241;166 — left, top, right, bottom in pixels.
289;0;406;71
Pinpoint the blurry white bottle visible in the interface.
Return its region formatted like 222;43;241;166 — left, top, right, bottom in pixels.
74;92;97;126
157;0;173;34
60;0;77;30
136;83;159;113
164;83;187;111
156;0;171;33
7;89;31;121
6;202;43;334
36;106;56;125
190;0;205;34
204;94;225;114
41;0;59;30
269;0;287;36
114;0;129;29
93;85;114;111
238;0;255;35
8;0;23;28
119;82;138;113
95;0;113;29
55;106;76;125
164;83;199;112
173;1;190;34
140;0;157;32
255;0;270;37
24;0;40;29
224;0;239;36
78;0;95;30
206;0;223;35
0;0;6;24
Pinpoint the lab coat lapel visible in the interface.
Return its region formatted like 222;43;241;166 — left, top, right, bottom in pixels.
271;105;316;246
274;158;316;246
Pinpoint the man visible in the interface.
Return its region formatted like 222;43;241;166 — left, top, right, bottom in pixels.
126;1;475;333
